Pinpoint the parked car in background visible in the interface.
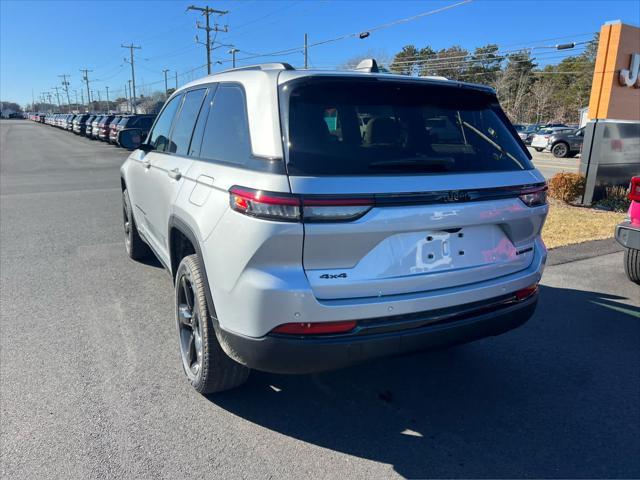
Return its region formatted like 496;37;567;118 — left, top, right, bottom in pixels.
72;114;86;134
112;114;156;145
530;127;574;151
615;176;640;284
520;124;541;144
65;114;76;131
97;115;116;141
545;127;584;158
81;115;95;136
90;115;104;139
119;62;548;394
107;115;123;143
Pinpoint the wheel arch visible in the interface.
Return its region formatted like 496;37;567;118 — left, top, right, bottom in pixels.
168;216;216;318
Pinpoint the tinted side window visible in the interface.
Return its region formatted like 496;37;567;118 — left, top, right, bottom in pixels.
168;89;207;155
138;117;155;129
198;84;251;165
149;94;182;152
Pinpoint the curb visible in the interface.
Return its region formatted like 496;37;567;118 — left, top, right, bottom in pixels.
546;237;623;266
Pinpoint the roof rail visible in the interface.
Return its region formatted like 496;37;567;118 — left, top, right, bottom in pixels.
354;58;379;73
218;62;295;74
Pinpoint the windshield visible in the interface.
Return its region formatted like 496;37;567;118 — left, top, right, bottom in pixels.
283;78;531;176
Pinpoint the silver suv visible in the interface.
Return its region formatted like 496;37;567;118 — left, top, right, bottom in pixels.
119;61;548;394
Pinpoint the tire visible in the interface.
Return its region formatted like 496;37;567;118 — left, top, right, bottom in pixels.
122;188;151;260
534;148;544;152
175;254;249;394
624;248;640;285
552;142;570;158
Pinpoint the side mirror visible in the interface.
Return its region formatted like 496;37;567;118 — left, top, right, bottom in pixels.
118;128;147;151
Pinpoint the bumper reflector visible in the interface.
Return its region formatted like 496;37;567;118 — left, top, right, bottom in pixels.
515;284;538;301
271;320;357;335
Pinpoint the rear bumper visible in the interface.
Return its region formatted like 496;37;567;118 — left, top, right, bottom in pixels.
615;221;640;250
216;293;537;374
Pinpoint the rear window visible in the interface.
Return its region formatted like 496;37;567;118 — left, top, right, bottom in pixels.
283;79;532;176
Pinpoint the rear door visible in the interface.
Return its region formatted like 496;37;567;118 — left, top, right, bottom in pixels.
142;88;208;255
282;78;547;300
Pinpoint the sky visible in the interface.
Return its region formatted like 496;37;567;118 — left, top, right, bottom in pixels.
1;0;639;106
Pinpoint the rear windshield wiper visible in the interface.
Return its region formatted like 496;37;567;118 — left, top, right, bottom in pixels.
368;156;454;171
460;121;525;169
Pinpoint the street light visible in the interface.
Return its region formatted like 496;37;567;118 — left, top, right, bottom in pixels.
228;48;239;68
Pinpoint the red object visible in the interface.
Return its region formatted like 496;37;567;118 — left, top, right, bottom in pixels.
271;320;357;335
628;177;640;202
229;186;373;222
515;284;538;301
628;177;640;227
611;139;623;151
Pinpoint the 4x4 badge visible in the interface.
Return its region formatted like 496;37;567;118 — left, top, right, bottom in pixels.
319;273;347;279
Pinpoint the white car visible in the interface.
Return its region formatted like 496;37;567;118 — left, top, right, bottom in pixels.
530;127;575;151
118;60;548;394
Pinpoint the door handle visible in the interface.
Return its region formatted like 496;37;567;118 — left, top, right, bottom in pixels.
168;168;182;180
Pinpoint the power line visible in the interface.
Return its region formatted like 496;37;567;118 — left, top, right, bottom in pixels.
187;5;229;75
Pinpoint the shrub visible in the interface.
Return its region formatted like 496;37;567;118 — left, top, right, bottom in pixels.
548;172;586;203
594;185;631;212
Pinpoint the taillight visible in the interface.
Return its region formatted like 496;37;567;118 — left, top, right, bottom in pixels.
611;139;623;151
629;177;640;202
515;284;538;301
271;320;357;335
518;184;547;207
230;186;300;221
229;186;373;223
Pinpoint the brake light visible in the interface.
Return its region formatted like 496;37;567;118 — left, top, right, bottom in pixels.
229;186;373;223
271;320;357;335
611;139;623;151
515;284;538;301
518;184;547;207
629;177;640;202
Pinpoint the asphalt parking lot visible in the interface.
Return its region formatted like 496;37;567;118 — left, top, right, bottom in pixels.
1;119;638;479
528;148;580;178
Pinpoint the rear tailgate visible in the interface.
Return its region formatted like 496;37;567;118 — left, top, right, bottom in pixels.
291;172;546;300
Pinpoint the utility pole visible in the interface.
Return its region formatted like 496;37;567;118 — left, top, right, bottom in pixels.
105;86;110;113
124;82;129;113
122;43;141;113
97;90;101;111
175;71;178;89
229;48;239;68
128;80;132;113
162;69;170;95
58;74;72;112
80;90;84;110
187;5;228;75
304;33;308;69
80;69;92;110
51;86;62;110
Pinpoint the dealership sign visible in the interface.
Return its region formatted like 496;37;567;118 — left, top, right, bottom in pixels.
619;53;640;88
